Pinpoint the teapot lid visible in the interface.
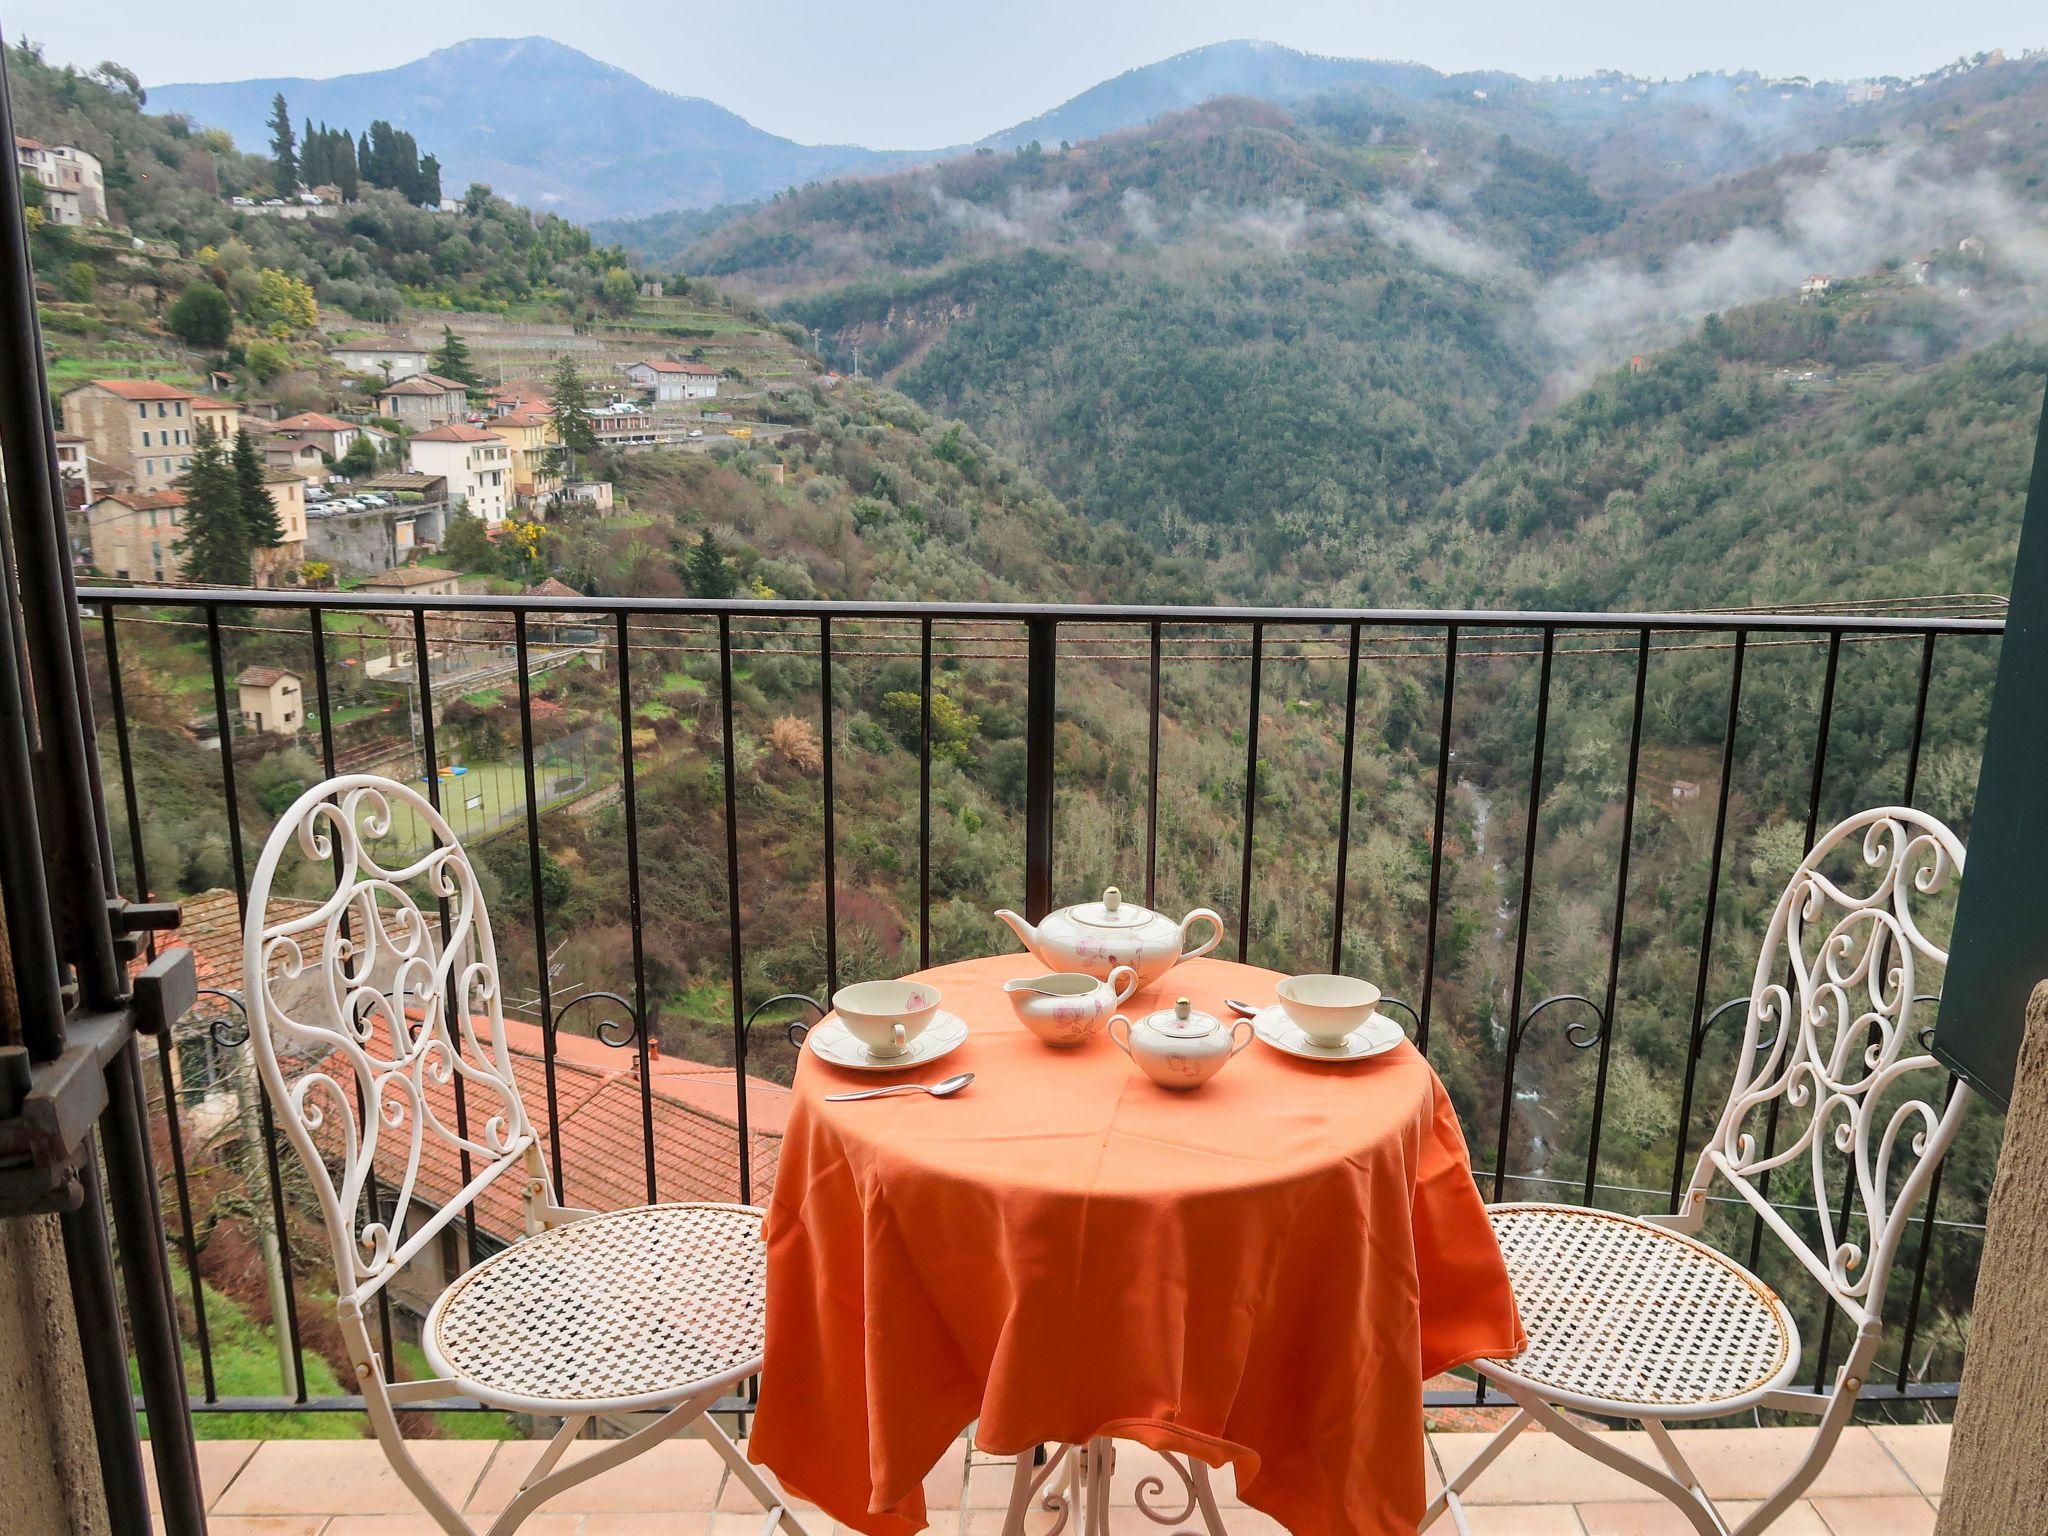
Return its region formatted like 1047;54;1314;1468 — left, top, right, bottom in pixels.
1146;996;1218;1036
1068;886;1156;929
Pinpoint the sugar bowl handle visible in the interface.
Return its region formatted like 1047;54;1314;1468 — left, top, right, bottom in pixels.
1229;1019;1255;1056
1107;1014;1134;1058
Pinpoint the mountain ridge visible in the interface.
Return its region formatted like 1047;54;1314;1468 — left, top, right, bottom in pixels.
148;37;914;220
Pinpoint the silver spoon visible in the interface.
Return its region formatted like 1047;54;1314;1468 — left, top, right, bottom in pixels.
1223;998;1263;1017
825;1071;976;1103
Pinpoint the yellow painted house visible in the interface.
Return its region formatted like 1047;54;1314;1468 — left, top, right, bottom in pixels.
488;411;563;504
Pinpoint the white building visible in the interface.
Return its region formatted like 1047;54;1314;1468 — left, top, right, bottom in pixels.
328;342;431;382
407;423;512;525
15;138;107;225
624;359;721;403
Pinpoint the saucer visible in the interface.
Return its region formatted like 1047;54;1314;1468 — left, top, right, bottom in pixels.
807;1011;969;1072
1250;1005;1404;1062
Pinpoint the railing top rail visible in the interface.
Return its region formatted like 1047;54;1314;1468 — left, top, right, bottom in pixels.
76;586;2007;635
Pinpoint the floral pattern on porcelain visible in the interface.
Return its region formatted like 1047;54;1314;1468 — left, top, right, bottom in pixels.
993;886;1224;989
1003;966;1138;1047
1108;996;1254;1090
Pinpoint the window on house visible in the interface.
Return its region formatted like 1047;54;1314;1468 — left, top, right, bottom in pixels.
141;430;151;447
156;402;167;418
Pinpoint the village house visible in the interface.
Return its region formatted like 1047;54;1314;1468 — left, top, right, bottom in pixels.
188;394;243;445
258;436;331;482
53;432;93;512
484;383;549;417
564;479;614;514
486;411;562;504
623;358;721;403
585;401;662;448
267;411;377;460
61;379;195;495
235;666;305;735
254;469;309;585
85;490;186;582
376;373;469;428
14;137;107;225
407;423;511;524
327;341;430;381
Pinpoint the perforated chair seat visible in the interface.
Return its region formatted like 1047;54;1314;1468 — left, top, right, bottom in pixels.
1478;1203;1801;1418
422;1203;767;1414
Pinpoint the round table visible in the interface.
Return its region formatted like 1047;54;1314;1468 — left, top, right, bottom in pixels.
748;955;1523;1536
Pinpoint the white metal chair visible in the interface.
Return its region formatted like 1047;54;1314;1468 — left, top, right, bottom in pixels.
1428;806;1974;1536
243;772;807;1536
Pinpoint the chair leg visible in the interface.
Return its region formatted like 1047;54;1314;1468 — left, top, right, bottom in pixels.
1507;1390;1725;1536
485;1390;712;1536
1420;1409;1529;1533
697;1402;815;1536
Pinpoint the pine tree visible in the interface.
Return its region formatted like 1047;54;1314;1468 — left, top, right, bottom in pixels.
300;117;317;184
547;355;597;473
267;93;297;195
176;424;252;585
232;430;283;548
430;326;482;388
685;529;738;598
420;153;443;207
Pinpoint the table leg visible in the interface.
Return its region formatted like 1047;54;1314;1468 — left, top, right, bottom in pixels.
1004;1439;1228;1536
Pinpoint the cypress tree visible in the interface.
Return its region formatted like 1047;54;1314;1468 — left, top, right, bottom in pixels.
176;424;252;585
267;93;297;195
232;429;284;548
335;131;358;201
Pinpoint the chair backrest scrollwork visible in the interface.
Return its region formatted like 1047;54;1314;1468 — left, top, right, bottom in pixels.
1689;806;1973;1329
242;774;536;1306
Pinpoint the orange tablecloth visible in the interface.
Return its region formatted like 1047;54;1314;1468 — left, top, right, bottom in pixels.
750;955;1523;1536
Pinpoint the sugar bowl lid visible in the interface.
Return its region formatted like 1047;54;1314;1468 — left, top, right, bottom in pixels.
1142;996;1220;1036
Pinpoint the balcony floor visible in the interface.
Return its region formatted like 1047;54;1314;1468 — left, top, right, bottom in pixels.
151;1424;1948;1535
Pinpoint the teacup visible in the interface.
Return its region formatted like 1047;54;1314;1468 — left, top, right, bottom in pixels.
1275;973;1381;1047
832;979;942;1059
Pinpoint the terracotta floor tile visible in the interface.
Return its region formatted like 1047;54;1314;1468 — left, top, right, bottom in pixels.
323;1518;580;1535
1869;1426;1950;1497
1432;1430;1661;1505
466;1436;727;1514
142;1437;264;1515
1454;1507;1589;1534
716;1452;815;1513
586;1517;718;1536
966;1460;1035;1511
1665;1429;1915;1501
213;1440;496;1517
1575;1499;1829;1535
204;1520;327;1536
923;1435;972;1510
1810;1496;1939;1536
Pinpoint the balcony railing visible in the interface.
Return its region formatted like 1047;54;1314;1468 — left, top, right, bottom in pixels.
80;586;2005;1424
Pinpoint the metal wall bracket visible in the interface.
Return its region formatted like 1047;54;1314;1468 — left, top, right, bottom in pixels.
0;946;194;1215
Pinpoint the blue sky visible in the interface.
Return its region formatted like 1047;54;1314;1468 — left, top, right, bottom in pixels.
13;0;2045;148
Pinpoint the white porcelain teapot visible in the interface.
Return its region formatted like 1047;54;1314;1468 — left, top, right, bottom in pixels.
1107;996;1254;1090
993;887;1224;990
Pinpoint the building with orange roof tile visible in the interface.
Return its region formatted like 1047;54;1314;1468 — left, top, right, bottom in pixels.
61;379;197;494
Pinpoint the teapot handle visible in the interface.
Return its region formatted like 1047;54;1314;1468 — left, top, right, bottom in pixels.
1229;1019;1255;1057
1107;965;1139;1006
1178;908;1224;962
1107;1014;1134;1058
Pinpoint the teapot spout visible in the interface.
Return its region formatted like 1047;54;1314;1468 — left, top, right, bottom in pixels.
992;908;1043;963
